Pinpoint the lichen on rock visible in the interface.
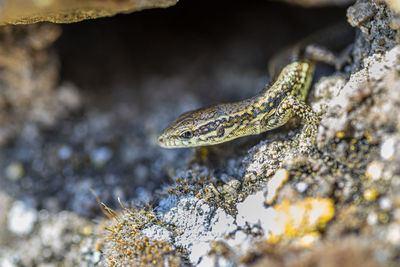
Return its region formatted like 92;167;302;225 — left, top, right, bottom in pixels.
2;0;400;266
96;2;400;264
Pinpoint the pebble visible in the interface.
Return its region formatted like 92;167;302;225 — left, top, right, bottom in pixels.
380;137;395;160
92;251;101;264
367;212;378;225
379;197;392;210
81;225;93;236
295;182;308;193
5;162;24;181
347;1;377;27
387;224;400;245
58;145;72;160
365;161;383;180
90;147;113;167
8;201;37;235
363;188;379;201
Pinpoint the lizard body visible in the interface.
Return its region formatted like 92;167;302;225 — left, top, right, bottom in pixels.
158;23;353;148
158;60;318;148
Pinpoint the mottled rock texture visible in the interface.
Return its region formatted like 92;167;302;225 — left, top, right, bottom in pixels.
0;0;179;25
99;1;400;265
0;24;81;145
1;0;400;266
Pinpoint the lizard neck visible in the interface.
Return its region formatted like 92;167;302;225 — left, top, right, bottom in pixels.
258;60;315;103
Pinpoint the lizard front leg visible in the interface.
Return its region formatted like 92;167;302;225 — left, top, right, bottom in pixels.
270;95;320;135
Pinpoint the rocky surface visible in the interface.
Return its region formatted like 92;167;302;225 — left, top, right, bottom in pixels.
0;23;81;146
100;44;400;265
0;190;98;266
1;0;400;266
0;0;179;25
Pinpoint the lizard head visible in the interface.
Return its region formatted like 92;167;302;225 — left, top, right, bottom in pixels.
158;106;226;148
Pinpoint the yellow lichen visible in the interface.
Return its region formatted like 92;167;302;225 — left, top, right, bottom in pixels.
80;225;93;236
335;131;345;139
363;188;379;201
296;232;320;248
267;198;335;244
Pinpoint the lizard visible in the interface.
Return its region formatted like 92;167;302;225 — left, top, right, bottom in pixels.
158;59;316;148
157;27;352;148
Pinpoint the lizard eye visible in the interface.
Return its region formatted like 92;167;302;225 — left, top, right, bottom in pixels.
182;131;193;139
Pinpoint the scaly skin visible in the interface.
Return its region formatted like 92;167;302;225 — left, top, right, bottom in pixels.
158;60;319;148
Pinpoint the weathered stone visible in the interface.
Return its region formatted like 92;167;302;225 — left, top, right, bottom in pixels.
279;0;352;7
0;0;179;25
0;24;82;145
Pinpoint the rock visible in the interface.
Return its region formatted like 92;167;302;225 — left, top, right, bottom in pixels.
0;0;179;25
90;147;113;167
5;162;24;181
279;0;352;7
1;1;400;266
58;145;72;160
0;24;82;146
1;209;96;266
347;0;400;70
8;201;37;235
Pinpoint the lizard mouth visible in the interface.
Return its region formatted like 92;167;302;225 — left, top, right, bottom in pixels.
157;136;172;147
158;135;200;148
157;136;183;148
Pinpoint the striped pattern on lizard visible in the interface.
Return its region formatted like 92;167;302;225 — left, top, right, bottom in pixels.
157;59;319;148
